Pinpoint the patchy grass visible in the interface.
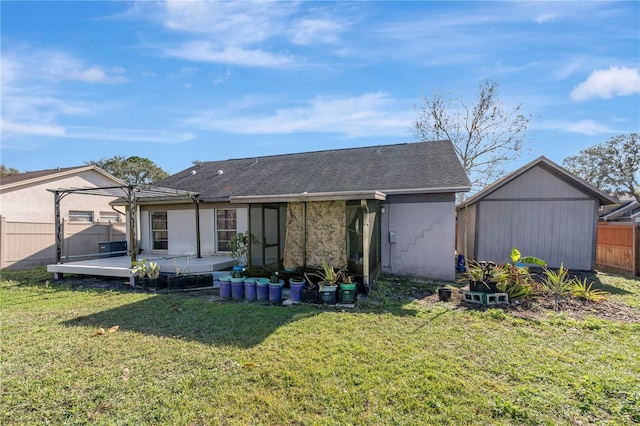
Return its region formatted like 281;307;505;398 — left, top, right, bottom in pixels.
1;268;639;425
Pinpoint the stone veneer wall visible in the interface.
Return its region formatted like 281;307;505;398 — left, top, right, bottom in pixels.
283;201;346;269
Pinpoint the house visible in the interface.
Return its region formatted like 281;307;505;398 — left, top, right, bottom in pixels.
456;156;618;271
600;199;640;223
128;141;471;283
0;166;126;269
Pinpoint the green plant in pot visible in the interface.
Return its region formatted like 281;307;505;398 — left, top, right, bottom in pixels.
305;260;343;304
229;231;258;267
339;274;357;303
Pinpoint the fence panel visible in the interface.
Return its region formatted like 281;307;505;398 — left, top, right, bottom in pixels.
0;219;126;270
596;223;639;275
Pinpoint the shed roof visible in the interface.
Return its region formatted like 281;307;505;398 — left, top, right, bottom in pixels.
0;165;124;190
456;156;618;210
156;140;471;202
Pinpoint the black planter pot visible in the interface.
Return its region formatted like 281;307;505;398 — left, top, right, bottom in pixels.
438;287;453;301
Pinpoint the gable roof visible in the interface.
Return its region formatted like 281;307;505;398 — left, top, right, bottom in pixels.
0;165;124;191
156;140;471;203
456;156;618;210
602;200;640;220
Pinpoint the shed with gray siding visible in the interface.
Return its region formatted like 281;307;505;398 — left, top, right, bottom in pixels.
456;156;617;271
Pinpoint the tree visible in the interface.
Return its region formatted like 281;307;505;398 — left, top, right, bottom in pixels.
563;133;639;203
413;79;530;197
86;156;169;185
0;165;20;177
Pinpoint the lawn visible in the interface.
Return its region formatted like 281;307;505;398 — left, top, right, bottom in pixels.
1;268;639;425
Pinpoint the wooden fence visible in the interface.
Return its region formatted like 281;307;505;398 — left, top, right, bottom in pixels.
0;216;126;270
596;222;640;275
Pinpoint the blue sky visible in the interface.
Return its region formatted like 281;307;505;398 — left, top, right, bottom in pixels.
2;1;639;176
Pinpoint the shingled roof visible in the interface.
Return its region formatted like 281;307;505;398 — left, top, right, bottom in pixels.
0;165;123;190
157;140;470;202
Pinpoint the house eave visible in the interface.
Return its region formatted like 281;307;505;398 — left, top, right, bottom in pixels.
383;186;471;195
229;190;387;204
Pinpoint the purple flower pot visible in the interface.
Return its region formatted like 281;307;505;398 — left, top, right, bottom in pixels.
289;278;305;302
244;278;257;301
256;279;269;301
268;279;284;304
219;276;232;299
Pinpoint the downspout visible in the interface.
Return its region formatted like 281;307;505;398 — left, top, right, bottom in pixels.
127;185;137;267
193;195;202;258
54;190;63;264
247;205;252;268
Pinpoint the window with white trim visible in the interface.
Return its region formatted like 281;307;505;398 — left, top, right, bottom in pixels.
215;209;237;252
69;210;93;222
99;211;120;222
151;211;168;251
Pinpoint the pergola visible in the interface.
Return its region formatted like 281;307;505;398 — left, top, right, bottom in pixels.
47;184;201;266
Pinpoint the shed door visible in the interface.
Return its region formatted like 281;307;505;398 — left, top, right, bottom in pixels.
476;199;596;270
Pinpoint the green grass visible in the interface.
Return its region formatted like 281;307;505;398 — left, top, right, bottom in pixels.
1;268;639;425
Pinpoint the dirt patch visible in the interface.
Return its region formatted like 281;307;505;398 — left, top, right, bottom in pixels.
414;289;640;323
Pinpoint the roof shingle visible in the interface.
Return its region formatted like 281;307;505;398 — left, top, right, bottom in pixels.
157;140;470;201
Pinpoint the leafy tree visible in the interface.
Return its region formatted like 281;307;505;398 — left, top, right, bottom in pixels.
563;133;639;203
0;165;20;177
413;79;530;197
86;156;169;185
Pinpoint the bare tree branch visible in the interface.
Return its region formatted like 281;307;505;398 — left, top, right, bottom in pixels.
413;79;530;198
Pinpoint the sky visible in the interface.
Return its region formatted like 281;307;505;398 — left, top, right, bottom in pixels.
1;0;639;177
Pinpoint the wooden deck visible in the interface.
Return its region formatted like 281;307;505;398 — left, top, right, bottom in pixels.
47;254;236;282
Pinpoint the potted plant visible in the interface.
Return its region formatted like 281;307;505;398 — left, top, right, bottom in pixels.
305;260;343;304
132;259;162;290
168;258;186;290
268;272;284;304
338;274;357;303
229;232;258;267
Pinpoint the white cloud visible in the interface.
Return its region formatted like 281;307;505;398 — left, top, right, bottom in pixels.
65;127;195;144
570;66;640;101
181;93;413;137
164;42;295;68
127;0;347;67
0;119;66;137
535;13;559;24
566;120;616;135
290;18;345;45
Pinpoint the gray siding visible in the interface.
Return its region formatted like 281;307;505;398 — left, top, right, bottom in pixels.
476;199;597;270
382;193;456;281
486;167;586;200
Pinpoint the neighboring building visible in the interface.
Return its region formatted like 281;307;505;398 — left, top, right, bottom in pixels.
600;199;640;223
127;141;471;283
0;166;126;269
456;156;618;271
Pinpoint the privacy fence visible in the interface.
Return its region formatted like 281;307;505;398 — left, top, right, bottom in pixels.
0;216;126;270
596;222;640;275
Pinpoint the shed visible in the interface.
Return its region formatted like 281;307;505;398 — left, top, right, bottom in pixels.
456;156;618;271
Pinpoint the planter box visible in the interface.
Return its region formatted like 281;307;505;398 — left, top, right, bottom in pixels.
168;275;185;290
470;280;498;293
319;285;337;304
301;287;318;303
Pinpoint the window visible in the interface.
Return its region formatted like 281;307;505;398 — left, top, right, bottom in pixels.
99;211;120;222
69;210;93;222
151;211;168;251
215;209;237;252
